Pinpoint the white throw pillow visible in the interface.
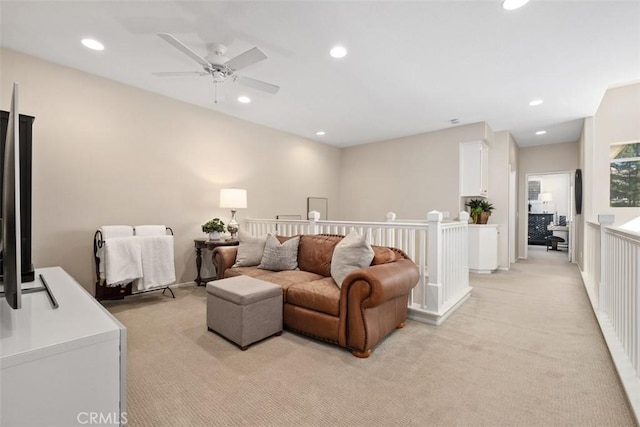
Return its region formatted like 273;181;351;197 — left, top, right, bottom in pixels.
232;232;268;267
257;234;300;271
331;231;374;288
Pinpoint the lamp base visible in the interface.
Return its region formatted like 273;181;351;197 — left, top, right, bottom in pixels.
227;209;239;240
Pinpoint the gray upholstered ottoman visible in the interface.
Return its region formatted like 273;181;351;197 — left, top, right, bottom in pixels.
206;276;283;350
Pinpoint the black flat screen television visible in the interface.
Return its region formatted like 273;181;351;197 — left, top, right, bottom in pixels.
1;108;35;284
0;83;23;309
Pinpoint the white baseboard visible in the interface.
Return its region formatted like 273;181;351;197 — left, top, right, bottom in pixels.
408;288;472;326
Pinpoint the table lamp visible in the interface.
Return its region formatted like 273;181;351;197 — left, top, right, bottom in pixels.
219;188;247;240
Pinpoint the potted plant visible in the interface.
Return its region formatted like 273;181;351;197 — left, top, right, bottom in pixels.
465;199;494;224
202;218;225;240
479;200;495;224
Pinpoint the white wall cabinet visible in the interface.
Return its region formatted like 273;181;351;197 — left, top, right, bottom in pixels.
1;267;126;427
468;225;498;274
460;140;489;197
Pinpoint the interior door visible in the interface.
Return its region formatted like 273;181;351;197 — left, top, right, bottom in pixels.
509;167;517;264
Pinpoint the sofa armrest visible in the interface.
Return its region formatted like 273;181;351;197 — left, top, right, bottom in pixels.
341;259;419;308
339;258;419;355
212;247;238;280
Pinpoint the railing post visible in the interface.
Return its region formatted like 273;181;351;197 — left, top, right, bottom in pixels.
386;212;396;247
308;210;320;235
426;210;443;312
598;214;615;312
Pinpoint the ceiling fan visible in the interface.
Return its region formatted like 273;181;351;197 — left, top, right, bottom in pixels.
154;33;279;103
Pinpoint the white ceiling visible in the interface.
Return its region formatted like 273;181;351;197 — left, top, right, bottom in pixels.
1;1;639;148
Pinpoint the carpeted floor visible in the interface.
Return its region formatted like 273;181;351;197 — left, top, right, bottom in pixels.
104;246;636;426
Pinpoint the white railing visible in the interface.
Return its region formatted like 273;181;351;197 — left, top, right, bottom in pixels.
581;215;640;420
245;210;471;325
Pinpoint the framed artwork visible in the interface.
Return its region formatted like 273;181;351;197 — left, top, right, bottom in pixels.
307;197;328;220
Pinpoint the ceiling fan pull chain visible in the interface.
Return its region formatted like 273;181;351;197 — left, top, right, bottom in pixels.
214;81;218;104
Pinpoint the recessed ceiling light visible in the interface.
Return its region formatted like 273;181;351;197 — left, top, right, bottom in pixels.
536;130;547;135
316;131;326;136
529;99;544;106
81;38;104;51
237;96;251;104
502;0;529;10
329;46;347;59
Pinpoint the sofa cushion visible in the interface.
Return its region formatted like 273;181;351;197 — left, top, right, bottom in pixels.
371;246;399;265
233;232;267;267
298;234;342;277
253;270;324;302
286;277;341;317
224;266;272;279
258;234;300;271
331;231;375;288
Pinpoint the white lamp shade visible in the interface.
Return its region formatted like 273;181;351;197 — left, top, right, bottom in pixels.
538;192;553;202
220;188;247;209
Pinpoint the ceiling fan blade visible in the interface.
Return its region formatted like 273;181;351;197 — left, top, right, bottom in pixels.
225;47;267;71
235;75;280;94
157;33;210;69
152;71;209;77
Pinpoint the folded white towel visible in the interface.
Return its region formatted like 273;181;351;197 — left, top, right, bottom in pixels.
98;225;135;278
101;225;134;240
138;236;176;291
104;237;143;286
135;225;167;237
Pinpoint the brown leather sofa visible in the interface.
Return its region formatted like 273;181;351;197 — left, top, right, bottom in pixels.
212;234;419;358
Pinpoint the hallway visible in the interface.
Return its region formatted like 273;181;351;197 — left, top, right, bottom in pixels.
450;246;636;424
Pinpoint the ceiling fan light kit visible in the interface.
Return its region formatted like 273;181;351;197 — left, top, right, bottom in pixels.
154;33;279;103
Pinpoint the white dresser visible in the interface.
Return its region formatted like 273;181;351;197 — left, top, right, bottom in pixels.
1;267;126;426
468;224;499;274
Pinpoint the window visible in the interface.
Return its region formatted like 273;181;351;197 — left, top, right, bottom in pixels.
610;142;640;207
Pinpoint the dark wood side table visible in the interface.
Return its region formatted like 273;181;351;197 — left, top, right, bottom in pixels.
194;238;239;286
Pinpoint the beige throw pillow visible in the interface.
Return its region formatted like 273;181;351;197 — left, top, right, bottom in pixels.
232;232;268;267
257;234;300;271
331;231;374;288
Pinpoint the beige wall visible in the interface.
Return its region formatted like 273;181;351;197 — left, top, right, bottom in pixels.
0;48;342;292
491;130;519;269
576;83;640;270
575;119;591;269
509;134;520;264
592;83;640;224
340;123;523;270
490;130;510;269
340;122;491;222
518;141;579;257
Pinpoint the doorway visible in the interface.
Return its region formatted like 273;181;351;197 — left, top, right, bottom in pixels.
525;171;575;262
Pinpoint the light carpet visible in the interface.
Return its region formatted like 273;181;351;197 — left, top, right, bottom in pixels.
104;246;636;426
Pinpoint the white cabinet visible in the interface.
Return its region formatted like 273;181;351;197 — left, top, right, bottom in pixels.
460;140;489;197
468;225;498;274
1;267;126;427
